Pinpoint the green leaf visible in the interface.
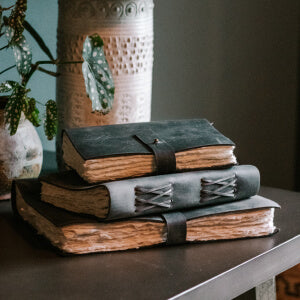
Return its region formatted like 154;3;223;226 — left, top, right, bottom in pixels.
4;85;26;135
82;34;115;114
6;0;27;44
44;100;57;140
4;25;15;43
10;34;32;75
0;80;19;93
5;26;32;76
24;97;40;127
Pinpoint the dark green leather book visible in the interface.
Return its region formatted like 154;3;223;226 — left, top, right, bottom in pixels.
12;179;279;254
40;165;260;220
62;119;237;183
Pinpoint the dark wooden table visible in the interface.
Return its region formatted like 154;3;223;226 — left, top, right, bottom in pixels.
0;155;299;299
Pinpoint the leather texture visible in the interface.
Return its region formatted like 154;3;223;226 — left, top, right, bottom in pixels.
162;212;187;245
135;129;176;174
41;165;261;220
63;119;235;160
12;179;280;228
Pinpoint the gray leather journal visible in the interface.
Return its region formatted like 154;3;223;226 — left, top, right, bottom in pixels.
63;119;235;160
12;179;279;254
40;165;260;220
62;119;237;182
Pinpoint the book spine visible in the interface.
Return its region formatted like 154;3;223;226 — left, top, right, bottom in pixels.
105;165;260;220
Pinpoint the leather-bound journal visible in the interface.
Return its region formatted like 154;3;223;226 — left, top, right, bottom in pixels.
12;179;279;255
62;119;237;183
40;165;260;220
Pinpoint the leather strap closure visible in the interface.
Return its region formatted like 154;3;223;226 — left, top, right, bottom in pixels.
162;212;187;245
135;129;176;175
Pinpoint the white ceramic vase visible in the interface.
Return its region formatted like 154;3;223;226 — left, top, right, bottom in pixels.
0;98;43;200
56;0;154;162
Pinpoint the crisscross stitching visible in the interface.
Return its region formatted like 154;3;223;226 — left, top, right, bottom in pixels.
135;183;173;212
201;174;237;202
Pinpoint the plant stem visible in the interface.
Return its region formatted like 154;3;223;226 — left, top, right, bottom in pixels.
34;100;44;106
35;60;84;65
24;21;55;61
36;66;60;77
57;60;84;65
0;65;16;75
2;5;15;11
22;60;83;86
22;66;36;86
0;45;9;51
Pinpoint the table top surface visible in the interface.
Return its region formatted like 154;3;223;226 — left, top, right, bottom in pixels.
1;176;300;299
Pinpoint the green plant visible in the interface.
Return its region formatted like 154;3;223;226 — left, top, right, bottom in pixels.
0;0;114;139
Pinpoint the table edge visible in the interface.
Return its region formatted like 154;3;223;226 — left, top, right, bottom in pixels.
170;235;300;300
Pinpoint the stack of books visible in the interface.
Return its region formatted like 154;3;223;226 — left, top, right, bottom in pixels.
12;119;280;254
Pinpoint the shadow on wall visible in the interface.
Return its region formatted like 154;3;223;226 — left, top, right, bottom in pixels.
152;0;299;190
